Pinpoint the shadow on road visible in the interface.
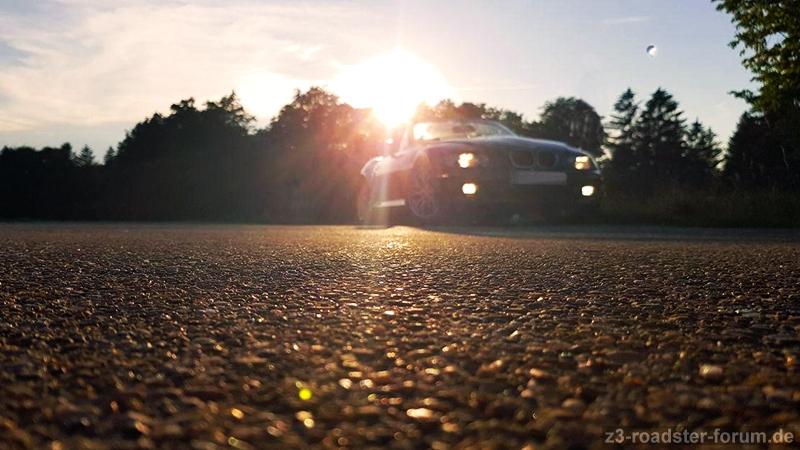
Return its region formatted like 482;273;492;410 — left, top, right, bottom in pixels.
409;224;800;243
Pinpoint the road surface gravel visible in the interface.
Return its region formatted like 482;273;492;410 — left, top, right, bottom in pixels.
1;224;799;449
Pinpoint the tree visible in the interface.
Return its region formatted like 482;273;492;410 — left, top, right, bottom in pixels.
683;120;721;187
103;147;116;165
115;92;254;166
714;0;800;189
724;112;798;188
633;88;687;190
606;88;711;193
604;89;639;189
413;100;535;136
109;92;257;219
533;97;606;156
205;91;256;131
74;145;95;167
0;143;89;219
606;88;719;193
261;87;365;222
415;100;484;121
483;107;532;136
713;0;800;113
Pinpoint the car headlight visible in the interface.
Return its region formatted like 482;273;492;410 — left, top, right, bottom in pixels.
458;152;477;168
574;155;593;170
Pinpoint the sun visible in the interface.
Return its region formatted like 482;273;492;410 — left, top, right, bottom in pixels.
332;49;452;127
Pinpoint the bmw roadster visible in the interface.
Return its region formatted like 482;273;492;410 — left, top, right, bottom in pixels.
357;119;602;224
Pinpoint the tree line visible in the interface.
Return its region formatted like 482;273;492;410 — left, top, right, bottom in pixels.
0;84;789;222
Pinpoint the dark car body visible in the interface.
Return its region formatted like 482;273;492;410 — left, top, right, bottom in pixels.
358;120;602;223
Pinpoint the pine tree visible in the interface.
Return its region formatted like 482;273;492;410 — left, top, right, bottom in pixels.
75;145;95;167
683;120;721;187
605;89;639;189
104;147;116;165
633;88;686;191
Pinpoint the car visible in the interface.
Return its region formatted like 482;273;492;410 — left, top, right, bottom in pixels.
357;119;602;224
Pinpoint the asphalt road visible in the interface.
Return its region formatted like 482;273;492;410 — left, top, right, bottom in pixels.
1;224;799;449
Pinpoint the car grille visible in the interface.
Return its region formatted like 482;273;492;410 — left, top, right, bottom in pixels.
538;151;558;168
509;150;559;169
509;150;535;168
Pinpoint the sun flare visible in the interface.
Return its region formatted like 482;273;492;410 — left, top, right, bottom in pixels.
332;49;452;127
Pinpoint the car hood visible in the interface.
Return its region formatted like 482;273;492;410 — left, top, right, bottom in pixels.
432;135;588;156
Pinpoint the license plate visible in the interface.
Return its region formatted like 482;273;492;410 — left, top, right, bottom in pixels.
511;170;567;185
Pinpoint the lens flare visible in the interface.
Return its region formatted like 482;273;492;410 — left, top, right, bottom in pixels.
298;387;313;401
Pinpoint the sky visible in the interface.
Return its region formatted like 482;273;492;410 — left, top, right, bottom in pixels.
0;0;753;159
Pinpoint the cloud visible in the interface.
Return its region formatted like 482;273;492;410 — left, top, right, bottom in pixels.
0;0;375;132
453;84;540;92
601;16;652;25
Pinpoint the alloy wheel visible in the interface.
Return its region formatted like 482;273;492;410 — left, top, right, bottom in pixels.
407;161;440;220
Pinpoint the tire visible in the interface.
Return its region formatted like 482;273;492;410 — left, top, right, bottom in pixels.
406;158;446;224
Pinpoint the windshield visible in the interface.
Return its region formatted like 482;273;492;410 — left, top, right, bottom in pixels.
412;121;514;142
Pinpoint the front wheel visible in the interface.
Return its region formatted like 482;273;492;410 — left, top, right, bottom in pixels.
406;159;447;224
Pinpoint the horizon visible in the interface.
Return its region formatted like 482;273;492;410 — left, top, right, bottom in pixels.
1;0;753;158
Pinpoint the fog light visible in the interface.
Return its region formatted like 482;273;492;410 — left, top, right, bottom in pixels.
462;183;478;195
581;185;595;197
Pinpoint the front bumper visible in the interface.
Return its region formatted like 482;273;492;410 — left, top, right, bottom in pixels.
436;168;602;212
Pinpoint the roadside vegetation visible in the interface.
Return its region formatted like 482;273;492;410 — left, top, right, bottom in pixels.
0;0;797;227
599;190;800;228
